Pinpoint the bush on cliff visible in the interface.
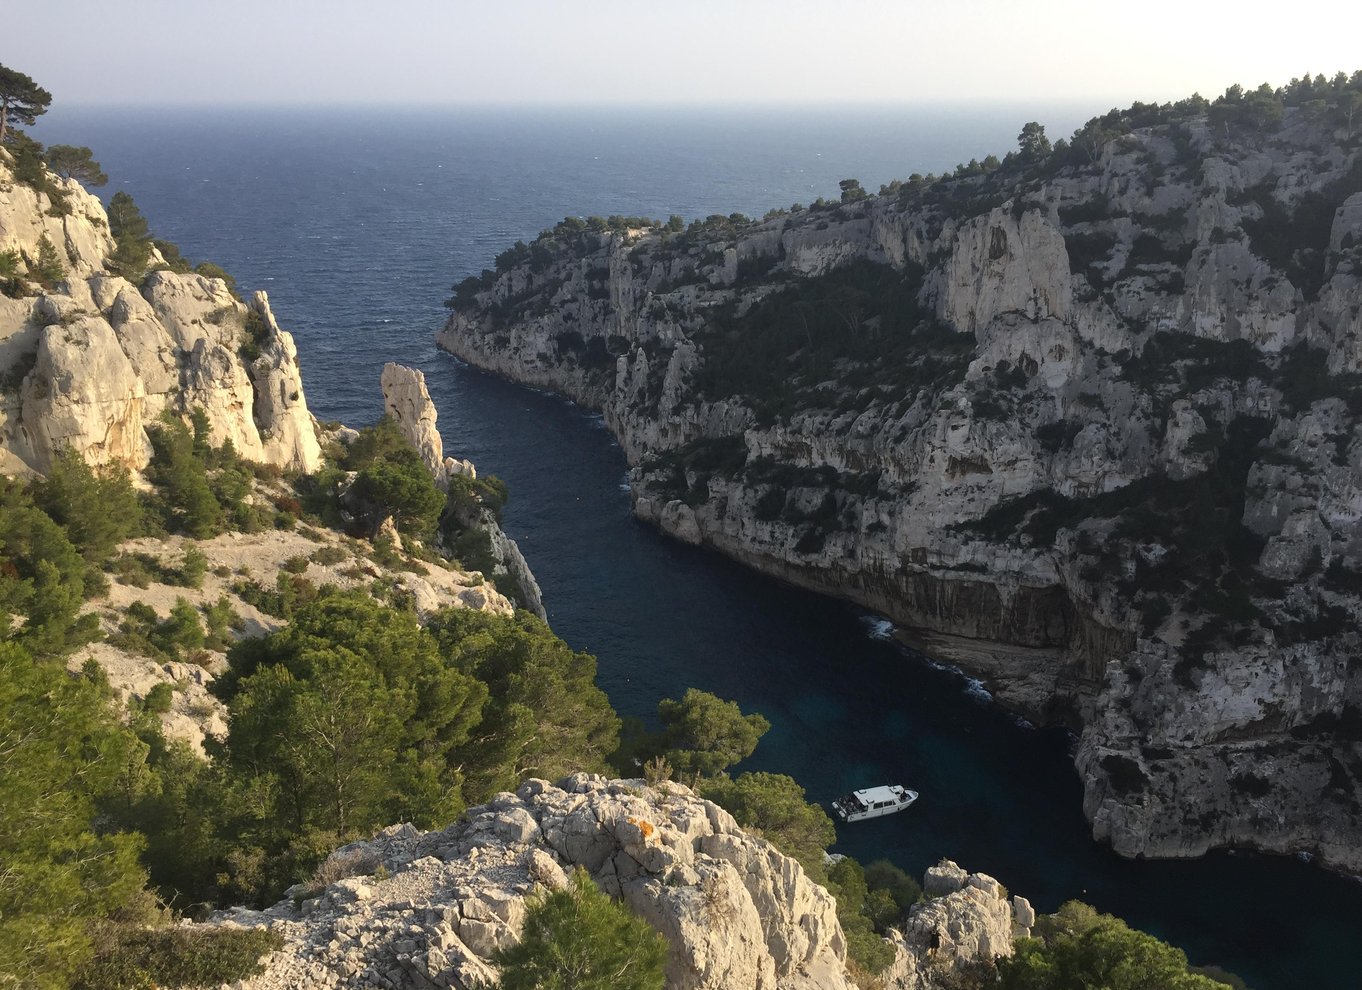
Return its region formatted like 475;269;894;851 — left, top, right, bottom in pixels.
0;481;102;656
998;901;1238;990
493;867;667;990
218;592;486;834
105;191;154;280
31;447;143;564
614;688;770;781
339;415;446;538
27;233;66;287
72;924;282;990
146;415;223;538
699;771;835;879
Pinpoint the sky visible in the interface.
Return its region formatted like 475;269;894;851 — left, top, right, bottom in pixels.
7;0;1362;108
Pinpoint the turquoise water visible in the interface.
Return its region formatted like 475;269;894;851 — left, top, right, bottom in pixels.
33;105;1362;989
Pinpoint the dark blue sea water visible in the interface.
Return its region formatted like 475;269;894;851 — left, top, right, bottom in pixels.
34;105;1362;989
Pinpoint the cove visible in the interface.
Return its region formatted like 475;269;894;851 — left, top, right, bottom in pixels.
434;356;1360;990
33;104;1362;990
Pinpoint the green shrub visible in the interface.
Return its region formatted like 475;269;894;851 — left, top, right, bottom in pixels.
32;447;143;564
152;238;193;274
27;233;66;287
194;261;238;297
310;545;348;566
999;900;1239;989
146;416;222;539
828;859;898;975
0;482;102;656
72;923;283;990
238;309;270;363
493;867;667;990
281;554;310;574
448;525;498;576
155;598;206;658
0;642;148;989
105;191;153;280
0;248;23;298
446;472;510;521
177;546;208;589
142;682;174;714
698;772;835;881
202;595;240;651
655;689;770;778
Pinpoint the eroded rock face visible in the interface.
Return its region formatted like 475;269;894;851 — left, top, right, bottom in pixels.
380;362;475;488
883;861;1024;990
0;156;322;476
380;362;546;618
0;154;116;278
438;107;1362;871
213;775;858;990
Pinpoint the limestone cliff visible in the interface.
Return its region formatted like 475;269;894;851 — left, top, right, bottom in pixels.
438;99;1362;870
0;152;322;476
212;775;1020;990
381;362;547;619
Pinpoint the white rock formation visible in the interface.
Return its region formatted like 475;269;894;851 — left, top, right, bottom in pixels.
0;154;322;476
213;775;864;990
882;860;1025;989
381;362;474;488
380;362;546;619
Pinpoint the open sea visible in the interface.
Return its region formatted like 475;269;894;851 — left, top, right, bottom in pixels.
33;104;1362;989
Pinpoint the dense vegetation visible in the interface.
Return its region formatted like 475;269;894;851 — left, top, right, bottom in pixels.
0;416;618;985
692;258;972;423
998;901;1240;990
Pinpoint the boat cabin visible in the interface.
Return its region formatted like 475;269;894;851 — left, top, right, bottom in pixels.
833;783;918;822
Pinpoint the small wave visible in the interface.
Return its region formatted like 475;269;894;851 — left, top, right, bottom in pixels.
618;476;632;492
858;615;894;641
920;654;995;706
963;678;994;705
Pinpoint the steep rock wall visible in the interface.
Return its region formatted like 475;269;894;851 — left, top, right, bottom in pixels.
438;107;1362;871
0;156;322;476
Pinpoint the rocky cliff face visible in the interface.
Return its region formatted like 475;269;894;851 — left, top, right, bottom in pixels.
0;154;322;476
381;362;547;619
438;105;1362;870
213;775;1019;990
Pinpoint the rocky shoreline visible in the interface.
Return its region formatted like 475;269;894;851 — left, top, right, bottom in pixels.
437;102;1362;872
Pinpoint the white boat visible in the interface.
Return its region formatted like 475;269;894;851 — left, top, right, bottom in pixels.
833;784;919;822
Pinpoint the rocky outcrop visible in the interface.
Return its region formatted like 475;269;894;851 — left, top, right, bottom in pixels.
438;104;1362;871
0;156;322;476
882;860;1027;990
380;363;474;488
0;152;116;278
213;775;858;990
381;362;546;619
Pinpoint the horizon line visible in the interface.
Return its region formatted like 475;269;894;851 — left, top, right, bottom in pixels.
40;97;1137;114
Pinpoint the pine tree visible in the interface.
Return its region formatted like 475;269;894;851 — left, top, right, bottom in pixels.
106;191;154;279
0;63;51;146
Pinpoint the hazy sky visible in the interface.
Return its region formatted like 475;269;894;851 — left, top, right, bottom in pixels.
9;0;1361;108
